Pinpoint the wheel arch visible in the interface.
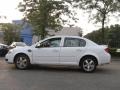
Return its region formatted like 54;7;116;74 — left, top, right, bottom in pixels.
79;55;98;66
14;53;30;63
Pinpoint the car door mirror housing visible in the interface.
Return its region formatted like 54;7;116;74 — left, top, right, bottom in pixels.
35;43;50;48
35;44;41;48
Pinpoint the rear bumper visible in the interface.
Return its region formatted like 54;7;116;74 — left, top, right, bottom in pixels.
99;53;111;65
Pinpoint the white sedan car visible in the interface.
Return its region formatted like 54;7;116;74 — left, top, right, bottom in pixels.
5;36;111;72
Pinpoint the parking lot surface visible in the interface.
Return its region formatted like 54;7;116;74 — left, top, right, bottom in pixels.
0;57;120;90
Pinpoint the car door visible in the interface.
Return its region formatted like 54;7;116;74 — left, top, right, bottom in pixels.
33;37;61;64
60;37;86;65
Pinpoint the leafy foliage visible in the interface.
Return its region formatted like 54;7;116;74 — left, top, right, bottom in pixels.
85;24;120;48
18;0;77;39
107;24;120;47
0;23;21;45
74;0;120;43
109;48;120;57
85;27;109;44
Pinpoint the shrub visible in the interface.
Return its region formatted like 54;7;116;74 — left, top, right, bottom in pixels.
109;48;120;57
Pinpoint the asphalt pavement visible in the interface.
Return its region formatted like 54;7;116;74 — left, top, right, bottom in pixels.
0;57;120;90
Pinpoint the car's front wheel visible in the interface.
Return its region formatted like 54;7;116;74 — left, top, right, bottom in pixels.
80;57;97;73
14;54;30;70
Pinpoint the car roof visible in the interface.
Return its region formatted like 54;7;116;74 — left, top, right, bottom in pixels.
48;35;84;39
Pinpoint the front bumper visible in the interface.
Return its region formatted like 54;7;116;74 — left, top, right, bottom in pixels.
5;53;14;64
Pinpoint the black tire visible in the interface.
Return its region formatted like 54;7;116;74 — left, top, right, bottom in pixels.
80;57;97;73
14;54;30;70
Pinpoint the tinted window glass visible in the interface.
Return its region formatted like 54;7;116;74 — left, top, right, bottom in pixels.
64;38;86;47
40;38;61;48
49;38;61;47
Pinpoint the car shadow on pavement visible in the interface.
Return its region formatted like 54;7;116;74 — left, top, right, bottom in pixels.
29;65;82;72
10;64;114;74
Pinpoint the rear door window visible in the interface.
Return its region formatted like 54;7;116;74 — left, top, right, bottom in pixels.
64;38;86;47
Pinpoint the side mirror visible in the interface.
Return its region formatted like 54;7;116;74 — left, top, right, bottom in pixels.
35;43;41;48
35;42;50;48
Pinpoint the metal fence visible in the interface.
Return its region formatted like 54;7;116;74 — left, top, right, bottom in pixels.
96;40;120;48
108;41;120;48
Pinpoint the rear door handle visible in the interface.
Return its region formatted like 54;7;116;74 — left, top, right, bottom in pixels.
53;49;59;52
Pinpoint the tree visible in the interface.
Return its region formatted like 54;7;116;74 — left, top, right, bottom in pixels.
85;24;120;48
0;23;21;45
74;0;120;44
85;27;109;44
107;24;120;47
18;0;77;39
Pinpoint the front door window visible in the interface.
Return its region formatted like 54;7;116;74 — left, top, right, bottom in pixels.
38;38;61;48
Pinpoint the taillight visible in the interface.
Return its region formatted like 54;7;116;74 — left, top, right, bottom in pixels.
105;48;109;53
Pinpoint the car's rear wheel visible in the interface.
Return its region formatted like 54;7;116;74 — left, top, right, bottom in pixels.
80;57;97;73
15;54;30;70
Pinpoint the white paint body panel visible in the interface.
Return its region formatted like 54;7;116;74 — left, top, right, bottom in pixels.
32;47;60;64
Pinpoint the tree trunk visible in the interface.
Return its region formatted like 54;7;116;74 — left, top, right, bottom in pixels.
102;20;105;44
101;14;106;44
41;26;46;40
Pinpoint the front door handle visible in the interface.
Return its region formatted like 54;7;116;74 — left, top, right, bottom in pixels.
76;49;82;52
